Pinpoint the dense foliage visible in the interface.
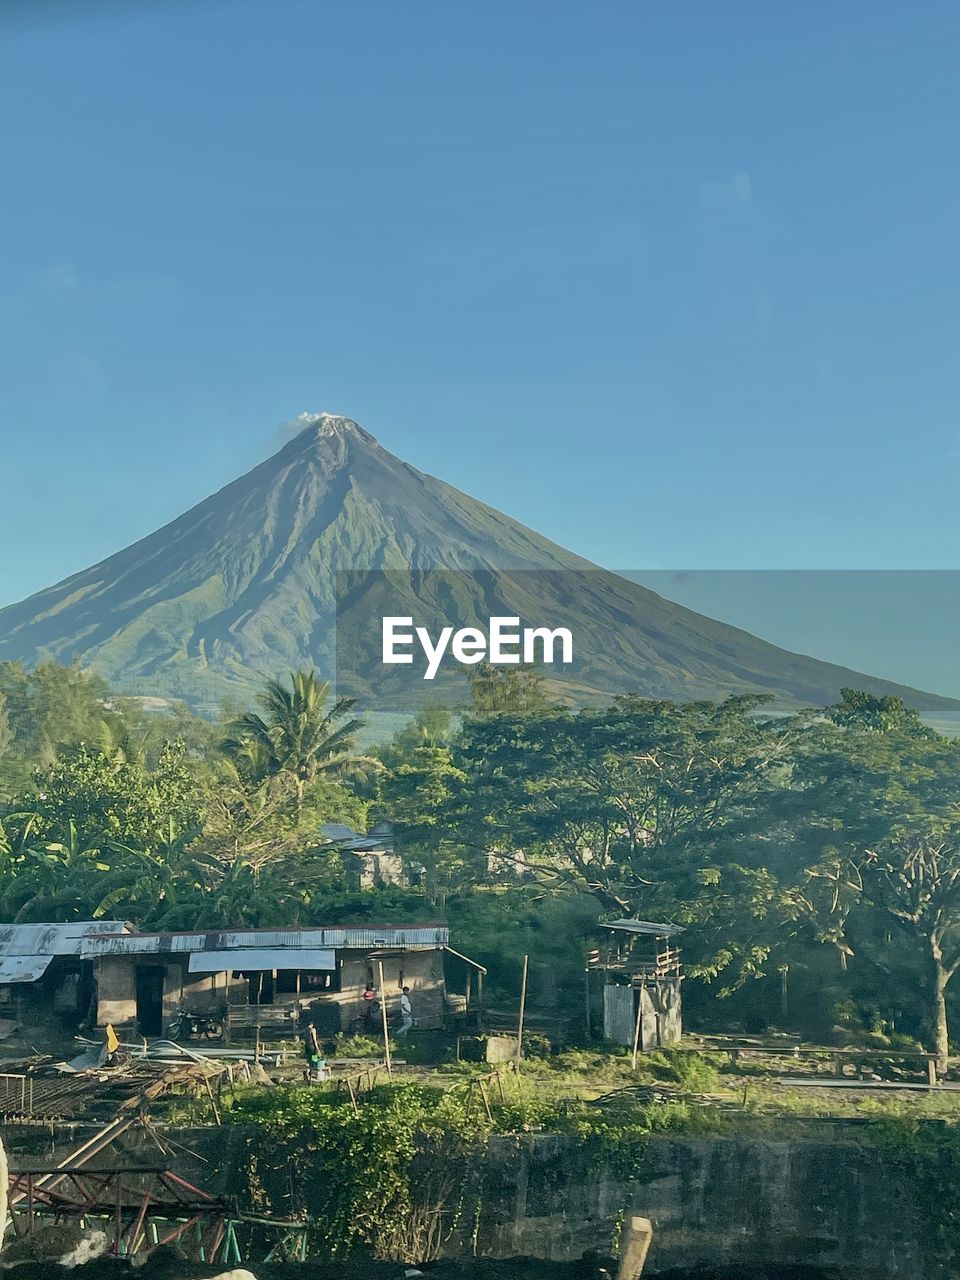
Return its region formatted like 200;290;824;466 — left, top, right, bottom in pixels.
223;1069;724;1261
221;1065;960;1272
3;660;960;1063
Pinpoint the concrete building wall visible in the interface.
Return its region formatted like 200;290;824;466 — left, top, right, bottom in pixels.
95;956;137;1027
323;948;446;1031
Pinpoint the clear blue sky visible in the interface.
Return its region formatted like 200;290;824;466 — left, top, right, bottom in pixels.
3;0;960;617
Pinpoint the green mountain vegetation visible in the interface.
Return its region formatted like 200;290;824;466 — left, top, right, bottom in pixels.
0;413;957;720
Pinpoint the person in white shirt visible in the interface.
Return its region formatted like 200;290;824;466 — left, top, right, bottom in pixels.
397;986;414;1037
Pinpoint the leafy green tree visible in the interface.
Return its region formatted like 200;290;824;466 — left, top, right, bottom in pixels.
222;670;376;817
200;756;367;869
10;740;203;853
465;663;552;719
448;695;794;989
783;715;960;1068
0;819;116;923
377;746;469;903
0;691;12;762
863;829;960;1072
0;660;122;766
829;688;933;737
0;741;206;924
376;706;456;769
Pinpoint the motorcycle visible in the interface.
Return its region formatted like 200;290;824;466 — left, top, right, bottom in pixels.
168;1004;225;1041
347;999;402;1037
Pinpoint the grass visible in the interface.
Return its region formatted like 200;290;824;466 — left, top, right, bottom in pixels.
154;1033;960;1136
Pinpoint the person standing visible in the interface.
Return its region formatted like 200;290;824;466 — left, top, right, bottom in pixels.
304;1023;326;1081
397;986;414;1037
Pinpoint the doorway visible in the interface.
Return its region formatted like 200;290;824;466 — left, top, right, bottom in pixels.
135;965;166;1036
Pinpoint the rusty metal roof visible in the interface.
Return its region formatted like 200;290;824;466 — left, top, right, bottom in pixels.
80;924;448;957
0;922;128;957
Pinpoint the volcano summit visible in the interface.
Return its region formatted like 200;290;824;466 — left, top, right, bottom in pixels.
0;414;955;719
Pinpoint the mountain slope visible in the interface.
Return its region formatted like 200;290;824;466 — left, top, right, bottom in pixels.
0;413;955;717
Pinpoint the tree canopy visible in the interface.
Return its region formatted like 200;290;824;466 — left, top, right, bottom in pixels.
2;660;960;1067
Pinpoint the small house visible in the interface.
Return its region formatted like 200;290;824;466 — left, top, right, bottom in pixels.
320;821;411;890
80;923;485;1039
0;921;129;1026
587;919;683;1050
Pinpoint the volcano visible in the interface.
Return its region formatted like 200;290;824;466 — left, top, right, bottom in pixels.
0;413;955;719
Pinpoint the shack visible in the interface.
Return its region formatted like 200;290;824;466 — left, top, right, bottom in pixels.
588;919;683;1050
319;821;409;890
81;924;485;1039
0;922;129;1026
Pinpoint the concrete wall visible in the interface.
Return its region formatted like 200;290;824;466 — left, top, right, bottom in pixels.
302;948;447;1032
94;957;230;1033
94;956;137;1027
453;1133;924;1276
2;1127;929;1277
214;1128;926;1277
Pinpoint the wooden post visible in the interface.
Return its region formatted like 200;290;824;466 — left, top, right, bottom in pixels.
927;1054;938;1087
617;1215;654;1280
377;960;392;1076
477;969;484;1029
478;1079;494;1122
584;967;592;1039
201;1071;222;1126
631;985;643;1070
516;954;529;1070
0;1132;7;1247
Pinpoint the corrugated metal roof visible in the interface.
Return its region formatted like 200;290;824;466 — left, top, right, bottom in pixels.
320;822;392;852
0;922;128;957
0;954;53;983
188;948;336;973
603;919;683;937
81;924;448;957
321;822;357;841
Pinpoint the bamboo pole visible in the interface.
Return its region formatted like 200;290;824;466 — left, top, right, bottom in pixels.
377;961;392;1076
516;954;529;1070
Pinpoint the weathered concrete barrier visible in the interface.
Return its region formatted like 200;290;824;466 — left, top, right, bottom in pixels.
1;1126;928;1277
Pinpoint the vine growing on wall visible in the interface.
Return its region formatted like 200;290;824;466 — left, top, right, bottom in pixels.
223;1077;726;1261
227;1082;495;1260
860;1114;960;1277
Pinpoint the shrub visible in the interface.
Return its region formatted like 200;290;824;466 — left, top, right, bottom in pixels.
332;1033;384;1059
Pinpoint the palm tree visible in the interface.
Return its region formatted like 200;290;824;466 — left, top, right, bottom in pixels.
222;670;377;818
